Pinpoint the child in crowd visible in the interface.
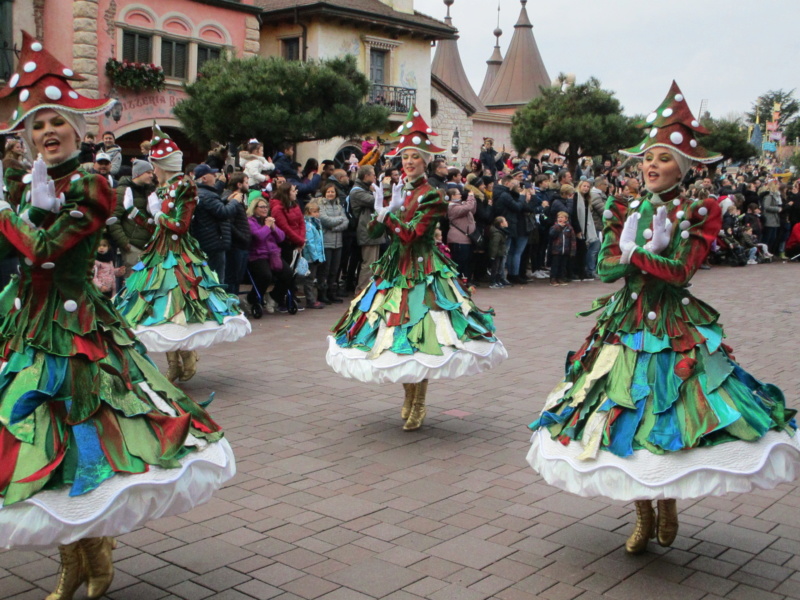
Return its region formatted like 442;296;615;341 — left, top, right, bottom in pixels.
434;228;451;259
488;216;510;289
549;211;576;286
361;135;377;156
93;236;124;298
302;201;326;309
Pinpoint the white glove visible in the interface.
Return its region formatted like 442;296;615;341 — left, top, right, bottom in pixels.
146;191;161;217
388;181;405;212
371;182;383;214
618;212;640;264
123;187;134;211
30;155;65;213
644;206;673;254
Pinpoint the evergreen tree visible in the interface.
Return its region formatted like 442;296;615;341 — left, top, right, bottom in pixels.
699;117;756;164
745;90;798;129
173;55;390;150
511;75;639;175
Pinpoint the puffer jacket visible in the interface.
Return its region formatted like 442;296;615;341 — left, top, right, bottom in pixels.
446;195;476;245
192;182;238;253
239;151;274;187
270;198;306;247
108;175;156;250
317;196;349;249
221;190;252;251
303;216;326;263
248;216;285;271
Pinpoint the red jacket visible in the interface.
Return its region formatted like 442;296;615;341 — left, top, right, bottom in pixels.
269;199;306;247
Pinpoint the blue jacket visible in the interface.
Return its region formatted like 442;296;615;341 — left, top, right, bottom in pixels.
303;216;326;263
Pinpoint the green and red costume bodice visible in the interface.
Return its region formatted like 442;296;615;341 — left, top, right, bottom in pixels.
327;176;506;383
0;157;224;507
526;188;799;500
113;175;249;352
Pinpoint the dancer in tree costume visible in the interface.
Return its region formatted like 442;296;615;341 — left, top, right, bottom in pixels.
0;33;235;599
113;124;251;382
526;82;800;554
327;106;507;431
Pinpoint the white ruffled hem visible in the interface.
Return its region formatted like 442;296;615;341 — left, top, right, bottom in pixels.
0;439;236;549
326;335;507;384
134;314;251;353
527;429;800;501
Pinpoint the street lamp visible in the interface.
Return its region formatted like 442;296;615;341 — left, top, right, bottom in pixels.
105;87;123;123
451;127;460;155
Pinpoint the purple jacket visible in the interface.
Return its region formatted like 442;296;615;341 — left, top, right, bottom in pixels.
248;216;285;271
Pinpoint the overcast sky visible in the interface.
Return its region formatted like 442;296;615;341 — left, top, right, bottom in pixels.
424;0;800;120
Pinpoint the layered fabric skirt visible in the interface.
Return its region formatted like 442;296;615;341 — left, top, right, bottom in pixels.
0;331;235;548
327;245;506;383
114;236;250;353
527;285;800;500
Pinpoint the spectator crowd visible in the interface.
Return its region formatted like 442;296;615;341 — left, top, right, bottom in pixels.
3;131;799;314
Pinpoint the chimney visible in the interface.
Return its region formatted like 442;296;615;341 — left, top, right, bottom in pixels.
378;0;414;15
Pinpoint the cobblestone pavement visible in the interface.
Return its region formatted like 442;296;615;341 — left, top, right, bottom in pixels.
2;263;799;600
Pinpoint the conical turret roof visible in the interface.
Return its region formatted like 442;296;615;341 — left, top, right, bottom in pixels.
431;6;486;113
482;0;550;110
479;2;504;102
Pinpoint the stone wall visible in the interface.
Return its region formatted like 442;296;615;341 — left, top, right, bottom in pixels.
72;1;101;127
243;16;260;57
431;88;474;167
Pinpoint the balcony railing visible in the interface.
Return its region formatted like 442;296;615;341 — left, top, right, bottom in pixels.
368;84;416;114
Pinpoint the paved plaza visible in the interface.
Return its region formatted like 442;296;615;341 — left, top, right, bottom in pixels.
1;263;799;600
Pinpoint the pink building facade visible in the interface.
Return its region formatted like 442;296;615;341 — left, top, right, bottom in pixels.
5;0;261;162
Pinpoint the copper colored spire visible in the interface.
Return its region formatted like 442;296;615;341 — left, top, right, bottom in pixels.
431;0;486;113
482;0;550;110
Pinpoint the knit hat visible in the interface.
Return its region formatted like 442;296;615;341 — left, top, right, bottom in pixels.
0;31;116;134
620;81;721;164
148;122;183;171
132;159;154;179
386;104;445;158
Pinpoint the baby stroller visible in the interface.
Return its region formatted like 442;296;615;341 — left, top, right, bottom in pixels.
244;253;301;318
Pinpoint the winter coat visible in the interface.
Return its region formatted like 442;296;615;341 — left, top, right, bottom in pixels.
272;152;298;180
488;225;509;259
248;216;285;271
79;141;97;164
192;182;238;254
492;184;528;236
317;196;349;249
762;192;782;227
108;175;156;250
589;187;607;235
101;143;123;176
239;151;274;187
550;194;581;235
303;216;326;263
549;222;576;256
270;198;306;247
291;174;322;210
93;260;121;295
446;195;476;245
350;178;385;246
480;147;498;177
221;190;252;251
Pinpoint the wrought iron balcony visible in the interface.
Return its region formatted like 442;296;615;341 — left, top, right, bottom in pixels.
368;84;416;114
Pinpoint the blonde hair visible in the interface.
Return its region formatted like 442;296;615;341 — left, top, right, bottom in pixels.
560;184;575;197
304;200;320;215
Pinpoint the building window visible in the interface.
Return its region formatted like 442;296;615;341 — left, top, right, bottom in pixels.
197;45;221;74
282;38;300;61
370;49;388;85
122;30;152;64
161;38;188;79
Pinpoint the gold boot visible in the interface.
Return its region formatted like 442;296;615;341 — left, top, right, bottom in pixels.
401;383;415;420
80;537;115;599
656;499;679;547
46;541;87;600
178;350;198;381
625;500;656;554
165;351;182;382
403;379;428;431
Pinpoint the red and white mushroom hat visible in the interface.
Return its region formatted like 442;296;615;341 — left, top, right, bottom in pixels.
148;122;181;161
386;104;445;157
620;81;721;164
0;31;116;134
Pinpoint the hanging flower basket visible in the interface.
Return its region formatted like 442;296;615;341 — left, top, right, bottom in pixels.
105;58;165;92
